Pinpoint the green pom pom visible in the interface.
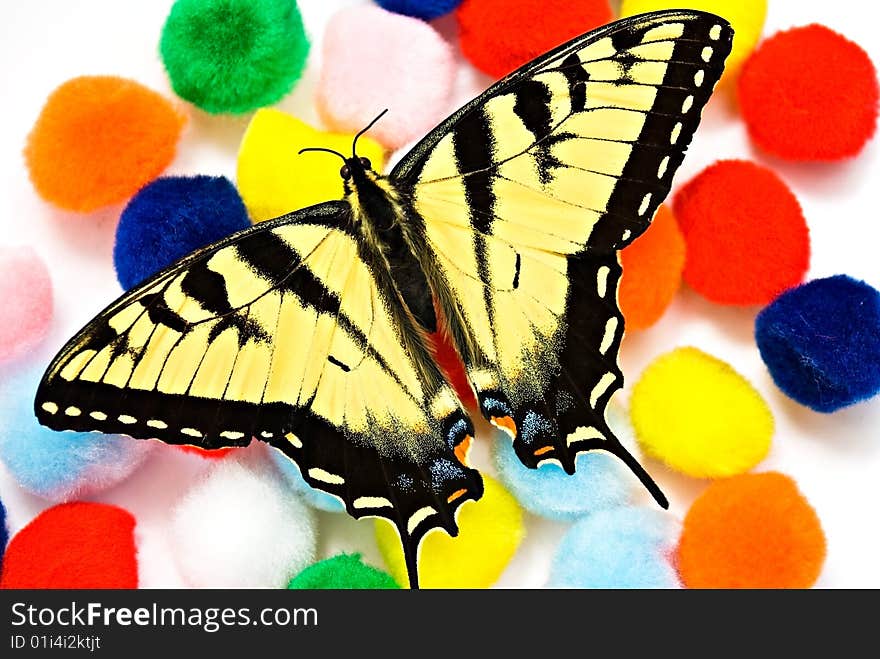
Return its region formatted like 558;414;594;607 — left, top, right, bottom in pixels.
287;554;400;590
160;0;309;114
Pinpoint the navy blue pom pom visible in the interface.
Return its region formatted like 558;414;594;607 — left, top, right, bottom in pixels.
755;275;880;413
113;176;250;290
375;0;462;21
1;498;8;568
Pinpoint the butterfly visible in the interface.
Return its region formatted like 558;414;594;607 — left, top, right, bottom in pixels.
35;10;731;588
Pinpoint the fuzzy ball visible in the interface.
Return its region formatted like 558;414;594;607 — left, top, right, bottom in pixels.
25;76;185;212
492;434;632;521
673;160;809;306
0;247;52;363
755;275;880;413
0;499;8;569
620;0;767;81
678;472;826;588
113;176;250;290
0;502;138;589
375;0;461;20
630;347;773;478
375;475;524;588
456;0;613;78
738;25;878;160
548;507;681;588
271;448;345;513
160;0;309;114
237;109;386;222
288;553;400;589
620;205;685;330
0;366;155;500
170;459;316;587
317;6;455;150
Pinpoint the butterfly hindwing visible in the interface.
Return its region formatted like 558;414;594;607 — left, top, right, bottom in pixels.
394;11;732;489
36;201;482;580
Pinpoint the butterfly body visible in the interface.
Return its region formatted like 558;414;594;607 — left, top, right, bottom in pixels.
35;11;733;588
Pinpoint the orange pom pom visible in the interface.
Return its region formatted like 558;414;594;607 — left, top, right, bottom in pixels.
25;76;186;212
620;205;685;330
678;472;826;588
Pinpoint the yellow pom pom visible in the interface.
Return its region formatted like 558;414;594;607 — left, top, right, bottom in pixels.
619;0;767;81
630;347;773;478
236;108;385;222
374;475;524;589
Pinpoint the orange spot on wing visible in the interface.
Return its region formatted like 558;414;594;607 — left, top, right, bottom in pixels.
454;435;472;466
491;415;517;438
534;446;554;456
447;488;468;504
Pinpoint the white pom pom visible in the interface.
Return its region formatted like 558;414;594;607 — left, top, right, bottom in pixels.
170;459;316;587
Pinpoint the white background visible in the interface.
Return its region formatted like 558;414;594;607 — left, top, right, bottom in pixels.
1;0;878;587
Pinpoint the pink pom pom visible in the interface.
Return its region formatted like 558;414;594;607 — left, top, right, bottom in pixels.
0;247;52;363
317;5;455;151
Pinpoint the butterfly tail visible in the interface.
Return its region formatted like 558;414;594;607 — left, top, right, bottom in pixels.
606;440;668;509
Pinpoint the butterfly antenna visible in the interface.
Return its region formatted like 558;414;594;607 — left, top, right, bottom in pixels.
352;108;389;157
297;147;348;164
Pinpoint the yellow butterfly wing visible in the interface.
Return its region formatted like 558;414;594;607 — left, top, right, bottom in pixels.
36;201;482;581
394;11;733;498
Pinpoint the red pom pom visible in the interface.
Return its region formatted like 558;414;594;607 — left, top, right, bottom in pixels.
0;503;138;589
673;160;810;306
456;0;612;78
738;24;879;161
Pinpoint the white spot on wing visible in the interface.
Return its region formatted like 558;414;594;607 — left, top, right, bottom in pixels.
710;25;722;40
407;506;437;534
682;95;693;113
658;155;670;178
590;372;617;408
220;431;245;440
41;402;58;415
599;317;619;355
285;432;303;448
639;193;652;216
118;414;137;424
694;70;705;87
353;496;393;510
147;419;167;429
702;46;713;62
90;411;107;421
671;122;682;144
597;266;610;298
566;425;605;446
308;468;344;485
181;427;202;438
65;406;81;417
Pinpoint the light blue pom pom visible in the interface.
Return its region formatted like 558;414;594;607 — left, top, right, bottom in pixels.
271;448;345;513
0;365;153;500
548;507;681;588
492;435;632;521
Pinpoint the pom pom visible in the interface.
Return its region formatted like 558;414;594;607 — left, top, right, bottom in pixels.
170;459;316;587
160;0;309;114
0;247;52;363
548;507;681;588
620;205;685;330
678;472;826;588
0;499;8;570
176;446;236;459
113;175;250;290
673;160;809;306
237;109;386;222
738;25;878;161
375;0;461;20
0;366;155;500
317;6;455;150
0;502;138;589
492;434;632;521
25;76;185;212
288;553;400;589
755;275;880;412
270;448;345;513
375;475;524;588
620;0;767;80
630;347;773;478
456;0;612;78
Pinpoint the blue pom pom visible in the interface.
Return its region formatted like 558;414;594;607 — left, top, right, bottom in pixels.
113;175;250;290
548;507;681;588
492;435;631;521
270;449;345;513
0;365;154;500
755;275;880;413
0;498;8;568
375;0;462;21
